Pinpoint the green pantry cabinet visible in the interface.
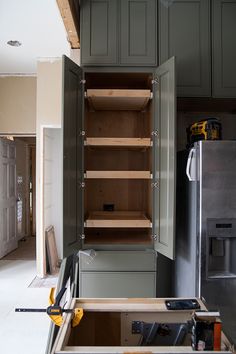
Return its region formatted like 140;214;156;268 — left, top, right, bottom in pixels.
81;0;236;97
159;0;236;97
80;0;157;66
212;0;236;97
62;55;176;297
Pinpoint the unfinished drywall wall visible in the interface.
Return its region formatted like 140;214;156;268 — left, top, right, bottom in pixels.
43;128;63;259
0;76;36;134
36;60;63;127
36;58;63;276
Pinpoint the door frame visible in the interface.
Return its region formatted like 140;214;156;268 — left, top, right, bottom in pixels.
0;133;36;258
37;125;62;277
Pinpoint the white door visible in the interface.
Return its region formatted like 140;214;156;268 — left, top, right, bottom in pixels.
0;138;17;258
15;139;28;240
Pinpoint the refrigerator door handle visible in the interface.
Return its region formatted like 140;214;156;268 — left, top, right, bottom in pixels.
186;148;196;181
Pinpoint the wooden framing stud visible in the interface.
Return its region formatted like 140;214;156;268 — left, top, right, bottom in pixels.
56;0;80;49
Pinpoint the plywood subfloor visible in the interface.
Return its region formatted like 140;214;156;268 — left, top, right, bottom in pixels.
28;274;58;288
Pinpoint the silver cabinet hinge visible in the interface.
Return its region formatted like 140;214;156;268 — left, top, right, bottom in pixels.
80;79;86;85
80;130;85;136
79;182;85;188
151;181;159;188
151;130;159;137
152;234;158;241
79;234;85;240
152;77;159;85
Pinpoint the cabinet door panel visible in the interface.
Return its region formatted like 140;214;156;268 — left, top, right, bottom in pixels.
120;0;157;66
81;0;118;65
63;55;83;256
212;0;236;97
159;0;211;97
153;57;176;260
80;272;156;297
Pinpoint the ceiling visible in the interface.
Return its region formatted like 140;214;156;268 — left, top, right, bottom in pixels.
0;0;70;75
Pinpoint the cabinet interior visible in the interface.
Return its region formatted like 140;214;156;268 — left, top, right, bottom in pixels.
66;311;192;347
84;73;153;245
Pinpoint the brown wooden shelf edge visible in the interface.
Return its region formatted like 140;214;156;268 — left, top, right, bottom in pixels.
84;137;152;147
84;211;152;228
86;89;152;111
84;171;152;179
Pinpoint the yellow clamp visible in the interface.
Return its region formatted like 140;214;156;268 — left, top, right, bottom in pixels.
48;288;83;327
72;308;83;328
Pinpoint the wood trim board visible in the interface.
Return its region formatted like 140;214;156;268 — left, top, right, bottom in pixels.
56;0;80;48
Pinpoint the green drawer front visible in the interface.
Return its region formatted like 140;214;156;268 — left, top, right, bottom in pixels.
80;272;156;297
79;251;157;271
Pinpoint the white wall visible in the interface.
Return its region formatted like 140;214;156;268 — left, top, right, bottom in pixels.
36;54;80;277
0;76;36;134
36;58;63;277
43;128;63;259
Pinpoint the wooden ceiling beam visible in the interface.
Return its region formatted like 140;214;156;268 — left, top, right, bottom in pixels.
56;0;80;49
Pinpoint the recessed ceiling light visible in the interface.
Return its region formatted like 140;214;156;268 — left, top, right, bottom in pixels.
7;40;22;47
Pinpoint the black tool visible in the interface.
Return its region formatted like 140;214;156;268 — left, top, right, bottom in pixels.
165;299;200;310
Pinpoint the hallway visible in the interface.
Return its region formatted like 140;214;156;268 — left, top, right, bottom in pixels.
3;236;36;260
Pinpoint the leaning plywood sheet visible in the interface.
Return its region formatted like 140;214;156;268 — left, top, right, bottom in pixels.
45;226;59;275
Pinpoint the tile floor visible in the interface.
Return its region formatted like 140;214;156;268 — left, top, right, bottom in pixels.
0;259;51;354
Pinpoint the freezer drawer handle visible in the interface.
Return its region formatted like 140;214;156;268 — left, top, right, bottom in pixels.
186;148;195;181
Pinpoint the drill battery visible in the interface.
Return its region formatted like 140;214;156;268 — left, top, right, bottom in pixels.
187;118;222;148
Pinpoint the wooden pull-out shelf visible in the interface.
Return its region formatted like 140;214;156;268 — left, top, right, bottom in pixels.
85;171;152;179
86;89;151;111
85;137;151;147
85;211;152;228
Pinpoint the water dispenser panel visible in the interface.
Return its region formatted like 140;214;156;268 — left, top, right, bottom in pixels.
207;218;236;279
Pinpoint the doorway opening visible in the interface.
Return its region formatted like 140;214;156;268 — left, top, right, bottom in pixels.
0;136;36;260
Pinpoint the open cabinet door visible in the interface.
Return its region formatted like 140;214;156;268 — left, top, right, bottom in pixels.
63;55;84;257
153;56;176;260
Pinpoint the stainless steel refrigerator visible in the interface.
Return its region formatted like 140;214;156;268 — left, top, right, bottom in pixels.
175;140;236;345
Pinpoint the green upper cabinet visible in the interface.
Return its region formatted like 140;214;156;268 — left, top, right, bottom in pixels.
159;0;211;97
120;0;157;66
80;0;118;65
212;0;236;97
80;0;157;66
